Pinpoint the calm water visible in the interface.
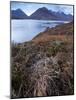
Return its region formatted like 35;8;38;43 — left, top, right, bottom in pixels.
11;19;68;43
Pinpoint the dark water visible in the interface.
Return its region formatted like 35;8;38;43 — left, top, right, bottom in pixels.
11;19;68;43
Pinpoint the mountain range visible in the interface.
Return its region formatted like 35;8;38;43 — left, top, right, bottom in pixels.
11;7;73;21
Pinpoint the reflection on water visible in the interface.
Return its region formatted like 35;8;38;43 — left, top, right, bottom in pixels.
11;19;68;43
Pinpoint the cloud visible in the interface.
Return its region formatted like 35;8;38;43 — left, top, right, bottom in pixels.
11;2;73;16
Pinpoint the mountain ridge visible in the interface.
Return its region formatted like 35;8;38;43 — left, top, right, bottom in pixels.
11;7;73;21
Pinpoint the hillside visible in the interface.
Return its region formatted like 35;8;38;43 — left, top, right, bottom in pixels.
11;22;74;98
33;21;73;43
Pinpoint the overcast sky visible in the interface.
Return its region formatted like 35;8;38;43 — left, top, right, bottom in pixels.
11;2;73;16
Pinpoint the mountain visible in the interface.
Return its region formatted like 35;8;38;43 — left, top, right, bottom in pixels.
29;7;58;20
49;10;73;21
11;9;28;19
29;7;73;21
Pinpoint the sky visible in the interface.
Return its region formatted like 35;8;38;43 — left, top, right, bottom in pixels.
11;2;73;16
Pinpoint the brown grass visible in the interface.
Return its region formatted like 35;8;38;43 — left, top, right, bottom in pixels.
32;34;73;45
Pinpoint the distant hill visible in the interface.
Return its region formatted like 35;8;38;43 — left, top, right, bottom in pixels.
11;9;28;19
11;7;73;21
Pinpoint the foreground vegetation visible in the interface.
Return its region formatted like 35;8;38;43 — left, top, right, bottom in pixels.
11;21;74;98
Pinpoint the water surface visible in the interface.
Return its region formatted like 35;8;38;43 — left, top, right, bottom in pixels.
11;19;68;43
